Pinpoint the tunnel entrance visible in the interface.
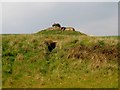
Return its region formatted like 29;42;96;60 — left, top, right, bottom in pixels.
48;42;56;52
44;40;57;52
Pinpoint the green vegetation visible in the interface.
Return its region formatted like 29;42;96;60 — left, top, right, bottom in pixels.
37;30;86;36
0;35;2;89
2;30;119;88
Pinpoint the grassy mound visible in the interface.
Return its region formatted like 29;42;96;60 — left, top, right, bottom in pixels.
37;29;87;36
2;30;119;88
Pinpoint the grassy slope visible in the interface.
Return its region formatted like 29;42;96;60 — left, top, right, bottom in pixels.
0;35;2;89
2;30;119;88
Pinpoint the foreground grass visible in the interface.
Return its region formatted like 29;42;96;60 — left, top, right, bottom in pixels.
0;35;2;89
2;30;119;88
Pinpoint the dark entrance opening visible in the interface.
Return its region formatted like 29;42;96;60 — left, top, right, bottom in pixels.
45;40;57;52
48;42;56;52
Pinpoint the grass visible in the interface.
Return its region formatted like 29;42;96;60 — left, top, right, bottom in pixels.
2;30;119;88
0;35;2;89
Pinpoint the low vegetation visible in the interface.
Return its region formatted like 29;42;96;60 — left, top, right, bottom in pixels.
2;30;119;88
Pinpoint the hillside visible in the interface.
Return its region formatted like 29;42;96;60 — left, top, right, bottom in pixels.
2;30;119;88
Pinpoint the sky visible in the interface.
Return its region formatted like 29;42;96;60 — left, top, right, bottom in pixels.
1;2;118;36
0;3;2;34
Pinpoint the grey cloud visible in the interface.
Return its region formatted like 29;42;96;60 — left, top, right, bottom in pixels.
2;2;118;36
79;15;118;36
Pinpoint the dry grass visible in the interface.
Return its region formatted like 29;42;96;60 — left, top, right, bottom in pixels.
2;30;119;88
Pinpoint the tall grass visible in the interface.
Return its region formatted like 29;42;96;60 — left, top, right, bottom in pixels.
2;30;119;88
0;35;2;89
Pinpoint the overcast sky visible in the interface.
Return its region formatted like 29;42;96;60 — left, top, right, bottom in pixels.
2;2;118;36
